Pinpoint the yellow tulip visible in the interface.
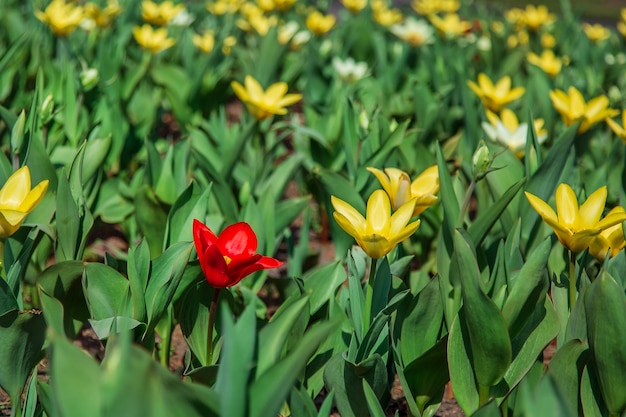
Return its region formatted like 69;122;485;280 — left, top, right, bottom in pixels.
367;166;439;216
525;184;626;253
527;50;562;78
341;0;367;14
0;167;49;239
192;31;215;54
35;0;84;37
305;11;336;36
372;6;403;27
519;4;555;32
429;13;472;39
412;0;459;16
606;110;626;144
331;190;420;259
83;0;122;29
133;25;175;54
231;75;302;121
141;1;184;26
583;23;611;43
467;73;525;113
549;87;618;133
589;206;626;262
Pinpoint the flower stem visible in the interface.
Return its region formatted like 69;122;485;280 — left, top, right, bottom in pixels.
364;258;378;332
207;288;221;365
569;250;577;309
478;384;490;407
458;180;477;226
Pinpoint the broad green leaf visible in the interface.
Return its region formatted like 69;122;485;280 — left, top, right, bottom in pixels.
127;239;150;323
371;257;391;321
580;364;607;417
0;272;18;317
362;379;387;417
50;336;102;417
584;271;626;415
101;332;220;417
249;320;338;417
470;399;501;417
215;303;257;417
55;170;81;262
323;353;387;417
143;242;193;338
83;263;131;321
400;339;449;414
517;373;574;417
501;238;551;338
178;282;213;366
0;312;46;405
302;260;346;315
436;144;460;230
257;294;310;377
347;252;365;343
452;231;511;389
397;275;444;365
547;339;588;414
134;184;169;258
164;182;211;248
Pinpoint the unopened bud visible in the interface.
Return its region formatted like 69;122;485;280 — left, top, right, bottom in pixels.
11;110;26;154
472;142;491;179
359;109;369;131
80;68;99;91
40;94;55;124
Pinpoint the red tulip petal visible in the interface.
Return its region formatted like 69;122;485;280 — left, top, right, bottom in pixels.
193;219;219;254
229;255;283;283
201;243;233;288
218;222;258;258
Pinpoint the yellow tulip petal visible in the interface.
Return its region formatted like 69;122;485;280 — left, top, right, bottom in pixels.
596;211;626;231
0;166;31;208
365;190;391;235
265;82;289;103
410;165;439;195
276;93;302;108
231;81;250;102
555;184;579;229
568;229;601;253
331;195;366;234
367;167;393;196
392;219;421;245
578;186;607;228
495;76;512;96
244;76;264;102
525;191;566;234
333;212;363;241
389;198;417;236
19;180;49;212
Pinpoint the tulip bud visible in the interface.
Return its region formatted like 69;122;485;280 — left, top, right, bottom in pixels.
608;85;622;104
40;94;55;125
319;39;333;56
389;118;398;133
358;109;369;131
11;110;26;155
80;68;100;91
527;145;538;176
239;180;251;206
472;142;491;179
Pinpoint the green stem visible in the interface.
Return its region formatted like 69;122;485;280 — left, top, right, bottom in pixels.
458;180;476;226
207;288;221;365
158;307;173;368
363;258;378;332
569;250;577;309
478;384;490;407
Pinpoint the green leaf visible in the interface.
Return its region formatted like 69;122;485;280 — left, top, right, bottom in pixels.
55;170;81;261
501;238;551;338
452;231;511;389
362;379;387;417
303;260;346;315
436;144;460;230
547;339;588;414
143;242;193;338
323;353;387;417
249;320;338;417
178;282;213;365
470;399;501;417
396;275;444;365
517;372;575;417
347;252;366;343
0;312;46;405
399;339;449;414
215;302;257;417
127;239;150;323
580;364;608;417
134;184;169;258
371;257;391;321
0;273;18;317
257;294;310;377
164;182;211;248
50;336;102;417
83;263;131;321
468;178;525;247
101;332;220;417
584;271;626;415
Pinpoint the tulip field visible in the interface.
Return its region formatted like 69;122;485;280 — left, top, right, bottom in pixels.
2;0;626;416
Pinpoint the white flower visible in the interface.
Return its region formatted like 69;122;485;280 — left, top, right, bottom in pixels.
332;56;369;83
481;109;547;157
476;35;491;51
170;9;194;26
389;17;434;46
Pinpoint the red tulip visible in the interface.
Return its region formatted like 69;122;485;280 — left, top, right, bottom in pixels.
193;219;283;288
